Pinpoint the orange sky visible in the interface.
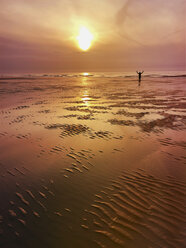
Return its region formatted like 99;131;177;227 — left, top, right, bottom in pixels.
0;0;185;73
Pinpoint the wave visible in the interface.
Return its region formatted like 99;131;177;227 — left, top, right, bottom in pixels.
161;74;186;78
0;72;186;80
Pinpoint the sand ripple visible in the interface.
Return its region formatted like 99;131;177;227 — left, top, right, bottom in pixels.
85;170;186;248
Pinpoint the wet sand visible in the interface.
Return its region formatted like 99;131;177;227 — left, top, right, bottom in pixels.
0;74;186;248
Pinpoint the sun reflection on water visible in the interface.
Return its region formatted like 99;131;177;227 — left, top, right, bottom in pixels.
82;72;89;76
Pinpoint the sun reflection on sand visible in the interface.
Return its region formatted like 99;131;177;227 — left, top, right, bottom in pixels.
81;74;89;86
80;76;92;106
81;90;91;106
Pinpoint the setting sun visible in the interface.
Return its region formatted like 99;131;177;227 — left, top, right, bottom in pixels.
77;27;93;51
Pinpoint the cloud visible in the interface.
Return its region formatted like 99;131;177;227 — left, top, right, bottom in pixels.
115;0;185;46
0;0;185;72
116;0;134;26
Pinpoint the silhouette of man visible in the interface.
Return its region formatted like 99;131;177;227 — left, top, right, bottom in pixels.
136;71;144;83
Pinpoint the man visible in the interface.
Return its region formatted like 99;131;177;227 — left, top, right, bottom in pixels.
136;71;144;82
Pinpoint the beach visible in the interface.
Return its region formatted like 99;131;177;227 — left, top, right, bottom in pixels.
0;72;186;248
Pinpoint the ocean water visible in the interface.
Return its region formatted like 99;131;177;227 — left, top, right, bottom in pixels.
1;70;186;78
0;72;186;248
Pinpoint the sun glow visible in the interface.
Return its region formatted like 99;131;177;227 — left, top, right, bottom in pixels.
77;27;93;51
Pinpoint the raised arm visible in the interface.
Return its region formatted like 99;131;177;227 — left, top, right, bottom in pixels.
136;71;139;74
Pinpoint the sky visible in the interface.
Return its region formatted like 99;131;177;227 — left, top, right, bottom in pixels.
0;0;185;73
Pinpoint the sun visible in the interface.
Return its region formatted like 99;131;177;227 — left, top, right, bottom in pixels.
77;27;93;51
